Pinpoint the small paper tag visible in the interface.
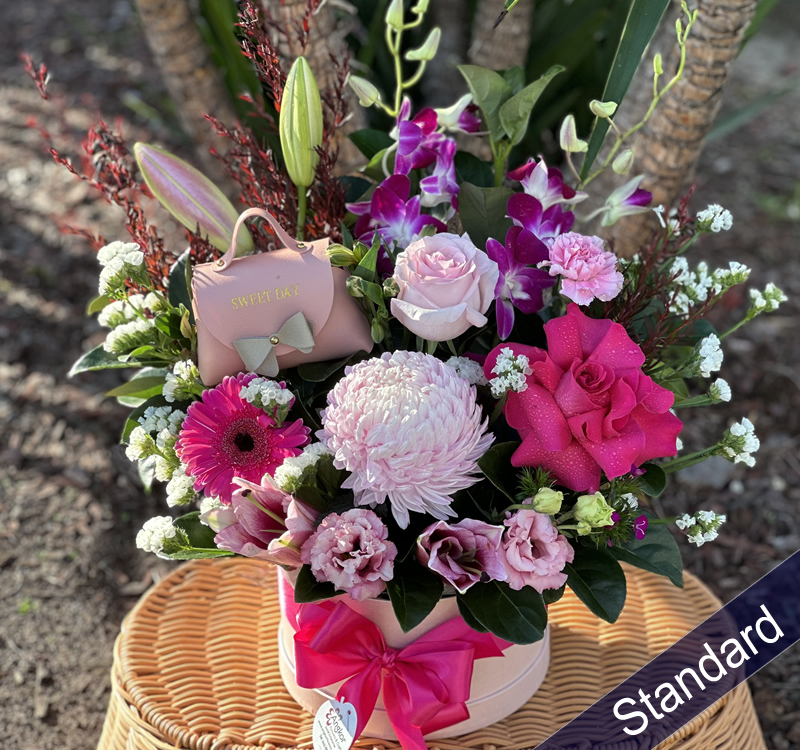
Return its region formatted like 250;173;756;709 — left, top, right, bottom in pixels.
312;698;357;750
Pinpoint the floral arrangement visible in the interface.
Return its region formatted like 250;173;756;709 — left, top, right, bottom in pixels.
64;0;787;646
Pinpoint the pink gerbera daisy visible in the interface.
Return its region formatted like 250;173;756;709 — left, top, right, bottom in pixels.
175;373;310;503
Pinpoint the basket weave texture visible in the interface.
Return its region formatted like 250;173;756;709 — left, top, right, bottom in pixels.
98;558;765;750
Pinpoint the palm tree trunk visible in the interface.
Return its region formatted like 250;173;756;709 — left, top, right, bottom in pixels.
134;0;236;179
601;0;758;256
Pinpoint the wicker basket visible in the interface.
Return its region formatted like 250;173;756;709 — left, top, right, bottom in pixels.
97;558;766;750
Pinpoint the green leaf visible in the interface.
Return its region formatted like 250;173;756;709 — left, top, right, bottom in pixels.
477;441;520;501
87;294;112;315
454;152;494;188
294;564;339;602
348;129;394;159
458;581;547;644
457;183;513;252
69;345;138;376
457;65;514;143
162;547;235;560
105;374;167;399
499;65;565;146
639;463;667;497
169;251;193;317
580;0;671;178
610;512;683;587
385;563;444;633
174;511;217;548
565;546;627;623
457;597;488;633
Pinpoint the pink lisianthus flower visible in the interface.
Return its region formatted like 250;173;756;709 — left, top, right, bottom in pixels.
175;373;310;503
540;232;624;306
484;304;683;492
501;507;574;593
417;519;507;594
301;509;397;601
213;476;316;567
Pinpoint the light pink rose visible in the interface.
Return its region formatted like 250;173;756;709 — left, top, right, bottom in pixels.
301;509;397;601
485;304;682;492
540;232;623;305
417;518;507;594
213;476;315;567
391;232;499;341
501;507;574;593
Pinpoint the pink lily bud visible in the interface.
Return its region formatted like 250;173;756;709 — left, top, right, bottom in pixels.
134;143;252;256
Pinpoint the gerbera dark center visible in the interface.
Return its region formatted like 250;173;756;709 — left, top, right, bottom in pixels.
234;432;255;452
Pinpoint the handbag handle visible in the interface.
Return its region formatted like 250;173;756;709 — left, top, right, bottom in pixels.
213;207;310;272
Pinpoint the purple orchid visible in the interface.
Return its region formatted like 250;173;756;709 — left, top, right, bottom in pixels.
601;175;652;226
347;174;445;248
508;157;588;211
435;94;481;134
420;138;459;210
487;226;556;340
394;98;445;175
507;192;575;243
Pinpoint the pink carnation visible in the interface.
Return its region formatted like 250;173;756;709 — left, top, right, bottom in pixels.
540;232;623;305
501;508;574;593
417;519;507;594
213;476;316;567
301;509;397;601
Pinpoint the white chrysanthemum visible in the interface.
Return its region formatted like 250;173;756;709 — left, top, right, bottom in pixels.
103;318;155;354
166;464;196;507
135;516;177;554
126;426;156;461
697;204;733;232
320;351;494;528
445;356;489;386
489;347;533;398
709;378;732;403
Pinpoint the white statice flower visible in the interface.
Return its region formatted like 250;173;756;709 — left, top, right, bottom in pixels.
709;378;732;403
103;318;155;355
273;442;332;493
621;493;639;510
489;348;533;399
163;360;201;403
126;426;156;462
135;516;178;554
445;356;489;386
165;464;196;507
138;406;185;435
682;509;727;547
696;204;733;233
722;417;760;467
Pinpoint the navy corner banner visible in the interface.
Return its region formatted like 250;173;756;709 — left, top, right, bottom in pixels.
538;551;800;749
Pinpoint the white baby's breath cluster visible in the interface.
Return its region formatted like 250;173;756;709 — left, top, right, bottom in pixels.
489;348;533;399
708;378;732;403
445;356;489;386
103;318;156;355
696;204;733;233
163;360;201;403
747;283;788;319
135;516;178;554
97;241;148;297
274;442;331;493
165;464;196;507
676;509;727;546
720;417;760;467
240;377;295;424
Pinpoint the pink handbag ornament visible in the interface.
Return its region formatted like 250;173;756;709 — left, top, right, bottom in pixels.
191;208;374;385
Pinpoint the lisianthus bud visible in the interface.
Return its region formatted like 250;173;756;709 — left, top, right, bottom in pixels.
134;143;252;256
531;487;563;515
559;114;588;153
612;149;635;175
280;56;324;189
348;75;381;107
406;27;441;61
573;492;614;528
589;99;617;118
385;0;404;30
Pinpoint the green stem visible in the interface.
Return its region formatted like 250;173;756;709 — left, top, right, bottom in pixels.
296;189;307;241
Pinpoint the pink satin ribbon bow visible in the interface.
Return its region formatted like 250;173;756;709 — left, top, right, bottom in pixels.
292;599;511;750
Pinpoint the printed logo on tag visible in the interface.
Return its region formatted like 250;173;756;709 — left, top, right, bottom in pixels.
312;698;357;750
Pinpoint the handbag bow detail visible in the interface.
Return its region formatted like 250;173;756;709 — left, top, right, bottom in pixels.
233;311;315;377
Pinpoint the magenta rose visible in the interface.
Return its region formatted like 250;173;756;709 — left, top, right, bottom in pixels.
417;518;507;594
501;507;574;593
212;477;316;567
391;232;499;341
301;509;397;601
484;303;682;491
